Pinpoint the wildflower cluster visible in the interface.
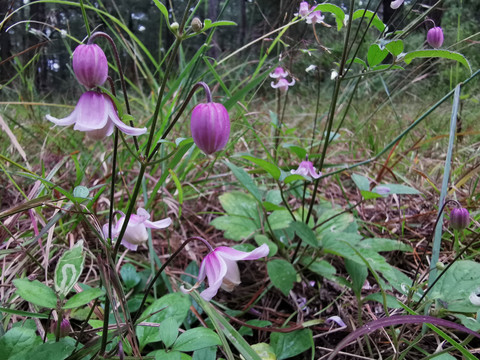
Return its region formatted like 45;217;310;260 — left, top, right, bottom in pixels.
295;1;325;25
270;67;295;92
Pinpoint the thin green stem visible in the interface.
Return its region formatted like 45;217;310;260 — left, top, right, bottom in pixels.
78;0;91;37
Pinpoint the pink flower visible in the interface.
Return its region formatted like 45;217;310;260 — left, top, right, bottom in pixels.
191;102;230;155
46;91;146;140
427;27;444;48
269;67;289;79
72;44;108;88
295;2;310;17
390;0;404;9
103;208;172;251
290;160;321;179
306;9;324;24
197;244;269;301
270;78;295;92
450;207;469;231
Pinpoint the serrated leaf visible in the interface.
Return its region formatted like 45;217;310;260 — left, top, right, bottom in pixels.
403;50;471;73
63;288;105;309
267;259;296;296
13;279;57;309
173;328;221;352
54;241;85;297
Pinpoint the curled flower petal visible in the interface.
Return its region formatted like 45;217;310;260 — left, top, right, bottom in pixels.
198;244;269;301
46;91;146;139
290;160;321;180
390;0;404;9
306;9;324;24
103;208;171;251
271;78;295;92
326;316;347;328
269;67;288;79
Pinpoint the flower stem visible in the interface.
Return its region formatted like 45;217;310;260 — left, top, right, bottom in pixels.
88;31;139;151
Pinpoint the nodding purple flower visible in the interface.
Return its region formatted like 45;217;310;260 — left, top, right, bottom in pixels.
191;102;230;155
326;316;347;328
46;91;146;140
72;44;108;88
296;2;310;17
103;208;172;251
51;318;71;337
290;160;321;179
271;78;296;92
306;9;324;24
373;185;391;196
450;207;469;231
390;0;404;9
269;67;289;79
195;244;269;301
427;27;444;48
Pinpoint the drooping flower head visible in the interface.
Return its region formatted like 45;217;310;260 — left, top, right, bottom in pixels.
290;160;321;179
72;44;108;88
191;102;230;155
103;208;172;251
197;244;269;301
296;2;310;17
269;67;289;79
306;9;324;25
390;0;404;9
427;27;444;48
46;91;146;140
450;207;469;231
271;78;295;92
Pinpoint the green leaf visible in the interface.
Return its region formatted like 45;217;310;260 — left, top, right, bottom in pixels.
267;259;296;296
224;161;262;202
242;155;281;180
345;258;367;294
193;347;217;360
159;317;179;348
385;40;404;57
151;0;169;24
270;329;312;360
0;327;41;360
313;3;345;31
403;50;472;73
352;10;386;32
282;144;307;159
211;215;258;241
173;328;222;352
359;238;412;252
147;350;186;360
378;184;421;195
63;288;105;309
283;174;307;184
72;185;89;199
120;263;141;290
202;19;237;31
238;320;272;336
367;44;389;67
137;293;191;349
290;221;319;248
268;211;293;231
300;257;336;280
251;343;276;360
13;279;57;309
54;241;85;297
0;307;50;319
430;260;480;312
363;293;403;309
22;339;76;360
351;173;370;191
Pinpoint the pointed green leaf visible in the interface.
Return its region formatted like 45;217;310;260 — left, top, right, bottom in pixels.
403;50;471;73
267;259;296;296
352;10;386;32
63;288;105;309
313;4;345;31
367;44;389;67
13;279;57;309
54;241;85;297
242;155;281;180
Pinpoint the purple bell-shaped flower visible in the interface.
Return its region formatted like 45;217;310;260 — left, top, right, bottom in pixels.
427;27;444;48
72;44;109;88
191;102;230;155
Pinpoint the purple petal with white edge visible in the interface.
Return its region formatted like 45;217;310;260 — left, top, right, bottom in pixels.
200;253;228;301
144;217;172;229
136;208;151;221
326;316;346;327
390;0;404;9
215;244;269;261
73;92;109;131
271;81;281;89
46;111;77;126
105;94;147;136
121;239;138;251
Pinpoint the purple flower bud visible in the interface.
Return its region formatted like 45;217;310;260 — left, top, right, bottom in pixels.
72;44;108;88
51;318;71;337
297;2;310;17
427;27;444;48
450;207;469;230
191;102;230;155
